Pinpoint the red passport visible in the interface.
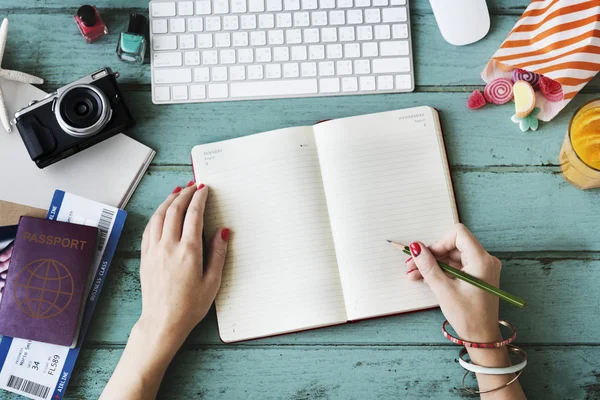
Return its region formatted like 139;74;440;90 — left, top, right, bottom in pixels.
0;217;98;347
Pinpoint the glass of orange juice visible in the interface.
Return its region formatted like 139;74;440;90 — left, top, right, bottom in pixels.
559;99;600;190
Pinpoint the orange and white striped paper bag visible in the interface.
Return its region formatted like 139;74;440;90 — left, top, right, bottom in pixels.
481;0;600;121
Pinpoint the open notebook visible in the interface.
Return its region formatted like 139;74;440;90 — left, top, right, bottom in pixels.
191;107;459;343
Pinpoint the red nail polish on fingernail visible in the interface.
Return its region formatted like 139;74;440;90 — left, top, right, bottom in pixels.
406;268;417;275
172;186;182;194
187;180;195;187
405;257;412;264
221;228;230;241
409;242;421;257
197;183;205;190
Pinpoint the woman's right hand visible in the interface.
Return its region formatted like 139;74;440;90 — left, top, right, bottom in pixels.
405;223;503;343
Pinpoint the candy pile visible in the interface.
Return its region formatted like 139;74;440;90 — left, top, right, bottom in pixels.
467;68;564;132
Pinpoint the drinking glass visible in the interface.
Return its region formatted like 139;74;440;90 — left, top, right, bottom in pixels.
559;99;600;190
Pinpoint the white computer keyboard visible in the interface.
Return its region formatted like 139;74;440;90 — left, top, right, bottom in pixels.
149;0;414;104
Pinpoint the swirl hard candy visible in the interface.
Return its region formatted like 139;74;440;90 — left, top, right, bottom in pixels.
539;76;563;102
512;68;540;89
483;78;513;104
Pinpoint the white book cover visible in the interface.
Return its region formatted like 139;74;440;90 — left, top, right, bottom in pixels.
0;79;155;209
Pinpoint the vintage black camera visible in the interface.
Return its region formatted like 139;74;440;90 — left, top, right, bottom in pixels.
13;68;135;168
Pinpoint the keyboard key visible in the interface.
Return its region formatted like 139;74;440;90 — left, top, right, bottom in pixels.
184;51;201;65
205;17;221;31
372;57;410;73
249;0;265;11
170;18;186;33
248;65;264;79
197;33;213;47
154;51;183;67
251;31;267;45
320;0;335;8
304;28;320;43
362;42;378;57
179;34;195;48
318;61;334;76
223;16;239;30
347;10;363;24
214;0;229;13
212;66;228;81
354;59;370;74
152;2;176;17
194;67;210;81
178;1;194;15
232;0;248;12
338;0;353;7
195;0;211;14
364;9;381;23
294;12;310;26
380;41;409;56
238;48;254;62
230;65;246;80
356;25;372;40
291;45;307;60
188;17;204;32
326;44;342;58
267;0;284;10
285;0;301;10
392;24;408;38
274;46;290;61
321;27;337;42
153;35;178;50
311;11;327;26
232;32;249;46
259;14;275;28
395;74;412;89
301;62;317;76
277;13;293;27
215;32;231;47
373;0;387;5
266;64;282;78
355;0;370;6
344;43;360;58
382;7;407;23
339;26;355;41
283;63;300;77
377;75;394;90
391;0;406;4
336;60;352;75
241;15;257;29
256;47;272;62
342;76;358;91
202;50;218;64
374;24;390;40
286;29;302;44
208;83;229;98
302;0;318;9
359;75;375;90
172;85;189;100
220;49;236;63
152;19;168;34
230;79;318;97
268;30;284;44
154;86;170;101
190;84;207;99
320;78;340;92
154;68;192;84
308;45;325;59
329;10;345;25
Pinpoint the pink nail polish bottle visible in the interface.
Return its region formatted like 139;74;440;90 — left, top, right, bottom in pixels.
74;5;108;44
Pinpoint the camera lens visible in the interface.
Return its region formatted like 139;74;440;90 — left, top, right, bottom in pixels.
55;84;112;138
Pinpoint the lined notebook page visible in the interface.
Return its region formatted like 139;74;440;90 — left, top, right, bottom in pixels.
313;107;458;321
191;127;347;342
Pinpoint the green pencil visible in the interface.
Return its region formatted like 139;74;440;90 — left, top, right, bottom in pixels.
387;240;526;309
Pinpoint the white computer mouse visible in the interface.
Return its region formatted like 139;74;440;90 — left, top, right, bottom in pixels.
429;0;491;46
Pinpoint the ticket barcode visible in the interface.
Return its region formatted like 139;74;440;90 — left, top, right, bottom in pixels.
97;208;115;251
7;375;50;399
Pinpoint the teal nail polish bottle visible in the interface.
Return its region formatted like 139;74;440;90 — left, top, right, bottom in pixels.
116;14;147;64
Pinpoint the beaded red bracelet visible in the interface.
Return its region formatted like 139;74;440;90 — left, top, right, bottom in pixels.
442;319;516;348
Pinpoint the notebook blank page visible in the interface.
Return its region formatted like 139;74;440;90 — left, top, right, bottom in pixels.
313;107;458;321
192;127;347;343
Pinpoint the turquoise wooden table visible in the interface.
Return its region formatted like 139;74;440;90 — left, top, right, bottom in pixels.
2;1;600;398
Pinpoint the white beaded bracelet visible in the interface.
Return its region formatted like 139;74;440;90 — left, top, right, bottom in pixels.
458;345;527;375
